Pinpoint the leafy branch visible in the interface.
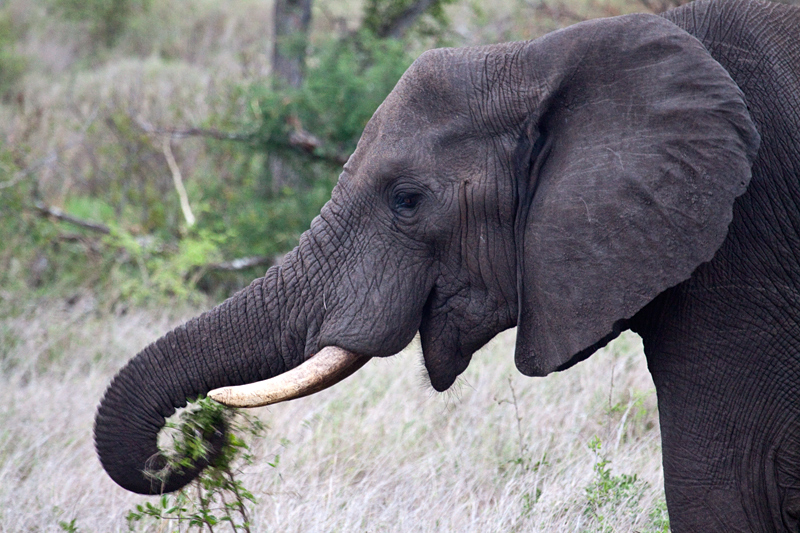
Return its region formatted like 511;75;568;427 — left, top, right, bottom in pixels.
127;397;266;532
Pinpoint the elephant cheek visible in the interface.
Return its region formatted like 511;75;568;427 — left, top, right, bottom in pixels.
419;317;472;392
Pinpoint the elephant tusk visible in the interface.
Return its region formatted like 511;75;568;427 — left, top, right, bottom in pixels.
207;346;370;408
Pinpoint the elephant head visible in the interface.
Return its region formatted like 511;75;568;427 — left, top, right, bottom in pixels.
95;13;758;494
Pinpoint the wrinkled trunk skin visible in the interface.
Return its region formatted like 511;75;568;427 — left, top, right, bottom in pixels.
95;247;319;494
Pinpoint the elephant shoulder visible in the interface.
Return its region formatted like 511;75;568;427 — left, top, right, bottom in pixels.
662;0;800;70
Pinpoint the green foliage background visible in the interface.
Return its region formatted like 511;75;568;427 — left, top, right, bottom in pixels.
0;0;437;307
0;0;694;308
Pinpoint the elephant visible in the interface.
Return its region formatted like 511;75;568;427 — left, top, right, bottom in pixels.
95;0;800;530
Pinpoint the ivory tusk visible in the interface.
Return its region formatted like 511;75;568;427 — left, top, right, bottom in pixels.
208;346;370;408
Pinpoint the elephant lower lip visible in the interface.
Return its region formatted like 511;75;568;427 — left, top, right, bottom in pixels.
208;346;370;407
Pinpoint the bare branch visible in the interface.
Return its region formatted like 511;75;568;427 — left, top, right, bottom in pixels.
162;137;196;227
32;202;277;275
133;116;250;142
287;128;350;165
377;0;437;39
133;116;351;166
33;201;111;235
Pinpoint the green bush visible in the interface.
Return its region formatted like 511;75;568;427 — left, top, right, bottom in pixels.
0;2;446;306
243;31;415;163
583;436;669;532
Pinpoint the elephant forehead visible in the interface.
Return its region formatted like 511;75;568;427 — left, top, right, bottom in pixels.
346;119;477;185
347;132;436;181
375;48;492;130
342;45;520;182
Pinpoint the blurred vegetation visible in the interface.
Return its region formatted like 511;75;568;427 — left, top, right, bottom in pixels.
0;9;26;101
48;0;152;49
0;0;695;310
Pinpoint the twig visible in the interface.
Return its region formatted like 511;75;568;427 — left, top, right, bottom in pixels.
497;378;528;467
135;116;250;142
614;397;635;452
33;201;111;234
133;116;350;166
225;468;252;533
287;128;350;165
162;137;196;227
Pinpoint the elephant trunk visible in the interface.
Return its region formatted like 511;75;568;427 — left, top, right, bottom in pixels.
94;244;337;494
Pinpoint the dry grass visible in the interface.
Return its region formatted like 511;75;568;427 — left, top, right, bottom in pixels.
0;296;665;531
1;1;670;530
3;0;664;211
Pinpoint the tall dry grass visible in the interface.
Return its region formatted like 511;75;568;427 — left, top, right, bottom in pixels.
1;1;672;530
0;295;665;531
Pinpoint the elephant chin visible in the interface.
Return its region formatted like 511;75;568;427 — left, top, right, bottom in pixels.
420;321;473;392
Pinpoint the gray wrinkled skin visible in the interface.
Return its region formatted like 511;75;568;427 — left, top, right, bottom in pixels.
95;0;800;530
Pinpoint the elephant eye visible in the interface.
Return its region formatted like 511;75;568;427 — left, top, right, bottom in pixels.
393;191;421;212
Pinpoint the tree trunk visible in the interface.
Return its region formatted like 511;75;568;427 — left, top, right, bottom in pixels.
272;0;312;89
269;0;313;194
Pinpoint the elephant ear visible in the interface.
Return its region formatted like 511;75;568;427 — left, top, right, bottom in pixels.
513;14;760;376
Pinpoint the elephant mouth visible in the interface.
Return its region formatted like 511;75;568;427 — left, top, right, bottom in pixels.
209;346;370;408
209;285;466;406
418;286;476;392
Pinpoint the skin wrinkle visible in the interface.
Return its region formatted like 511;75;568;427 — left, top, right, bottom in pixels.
129;342;171;419
244;282;267;383
277;258;302;369
97;4;800;521
122;353;168;430
171;323;209;396
297;239;327;356
154;335;187;410
219;297;244;388
135;341;170;418
638;5;800;519
231;287;254;386
257;274;280;379
211;304;241;392
277;256;303;365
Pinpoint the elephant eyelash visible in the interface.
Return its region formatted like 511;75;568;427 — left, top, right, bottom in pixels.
393;191;422;212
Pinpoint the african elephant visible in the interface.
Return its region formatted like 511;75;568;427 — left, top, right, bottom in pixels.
95;0;800;529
